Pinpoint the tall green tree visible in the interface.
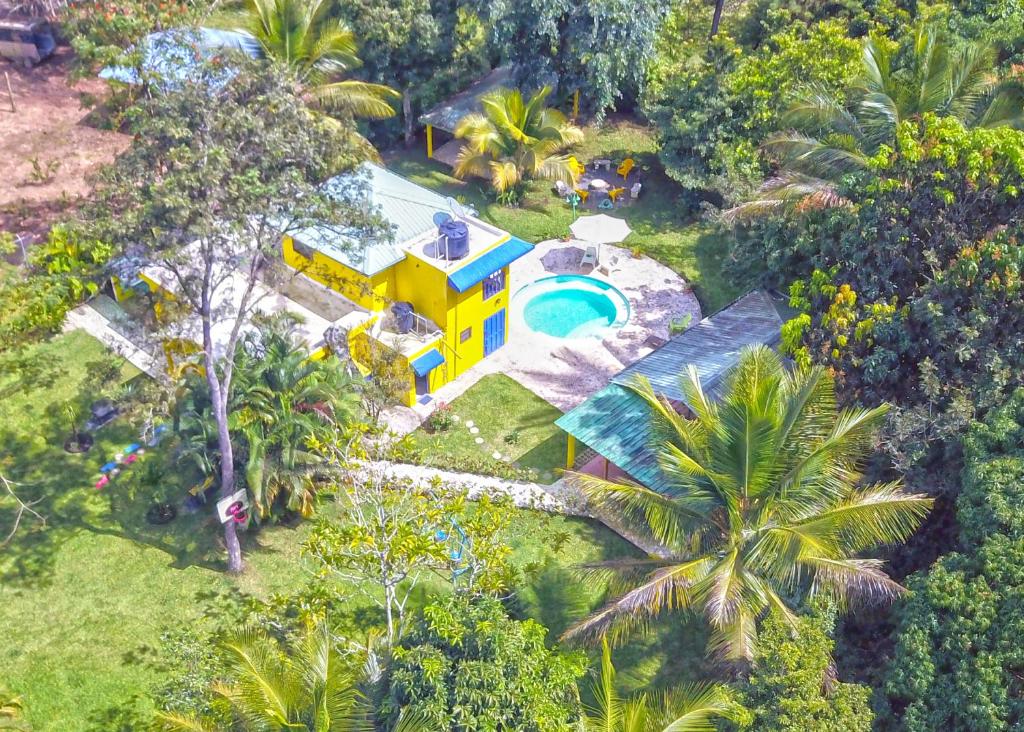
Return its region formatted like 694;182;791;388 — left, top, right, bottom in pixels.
378;596;586;731
481;0;666;118
85;60;378;572
231;317;359;519
730;609;873;732
454;86;583;199
743;25;1024;213
582;638;742;732
222;0;399;128
335;0;489;147
563;346;932;661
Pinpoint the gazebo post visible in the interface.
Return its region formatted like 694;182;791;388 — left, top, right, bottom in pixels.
566;433;576;469
426;124;433;159
573;90;580;119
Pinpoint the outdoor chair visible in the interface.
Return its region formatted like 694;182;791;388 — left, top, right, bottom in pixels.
598;198;614;210
598;255;621;276
580;246;599;268
555;180;571;197
630;182;642;199
575;188;590;204
617;158;635;179
608;186;626;203
568;156;586;177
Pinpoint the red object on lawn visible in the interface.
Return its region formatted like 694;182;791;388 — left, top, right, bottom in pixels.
124;454;138;464
95;475;110;490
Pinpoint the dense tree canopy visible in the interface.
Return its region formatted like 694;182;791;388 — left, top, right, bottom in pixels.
879;392;1024;731
644;19;860;203
746;116;1024;487
480;0;665;118
731;609;873;732
378;596;586;730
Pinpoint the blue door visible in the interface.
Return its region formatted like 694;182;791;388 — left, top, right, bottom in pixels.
483;309;506;356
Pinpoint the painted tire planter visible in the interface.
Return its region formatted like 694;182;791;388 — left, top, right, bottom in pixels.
63;433;95;454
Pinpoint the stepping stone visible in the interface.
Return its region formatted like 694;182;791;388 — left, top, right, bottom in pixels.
492;451;502;459
469;426;480;434
452;415;461;422
501;455;511;462
465;420;475;428
541;471;553;481
475;437;484;444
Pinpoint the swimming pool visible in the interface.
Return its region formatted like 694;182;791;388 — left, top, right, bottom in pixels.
513;275;630;338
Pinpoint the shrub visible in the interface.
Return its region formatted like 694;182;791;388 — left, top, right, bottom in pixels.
378;595;585;731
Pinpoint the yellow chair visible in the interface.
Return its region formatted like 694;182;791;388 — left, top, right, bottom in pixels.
575;188;590;204
568;156;586;178
617;158;635;179
608;186;626;203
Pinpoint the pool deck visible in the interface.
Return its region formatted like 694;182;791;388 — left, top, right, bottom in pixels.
386;237;701;430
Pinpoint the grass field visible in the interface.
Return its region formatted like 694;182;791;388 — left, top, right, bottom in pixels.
407;374;567;482
385;116;742;314
0;333;705;729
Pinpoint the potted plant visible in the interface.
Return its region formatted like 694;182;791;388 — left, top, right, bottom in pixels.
62;402;94;454
139;459;178;525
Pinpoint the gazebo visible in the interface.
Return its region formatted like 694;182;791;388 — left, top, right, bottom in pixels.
419;66;513;167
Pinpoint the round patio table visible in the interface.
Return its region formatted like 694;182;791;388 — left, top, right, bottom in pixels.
589;179;609;191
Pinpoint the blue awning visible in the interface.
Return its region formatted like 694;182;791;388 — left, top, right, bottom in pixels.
447;236;534;293
411;348;445;377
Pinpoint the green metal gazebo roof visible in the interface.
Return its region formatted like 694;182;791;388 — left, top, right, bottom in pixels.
419;66;513;133
556;290;784;490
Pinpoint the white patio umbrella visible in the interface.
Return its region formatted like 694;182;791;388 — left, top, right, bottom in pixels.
569;214;632;255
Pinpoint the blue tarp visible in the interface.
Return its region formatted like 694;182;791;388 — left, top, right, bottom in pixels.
446;237;534;293
411;348;445;377
99;28;261;88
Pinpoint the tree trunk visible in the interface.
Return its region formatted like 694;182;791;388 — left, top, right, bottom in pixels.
710;0;725;37
402;88;414;148
208;368;243;573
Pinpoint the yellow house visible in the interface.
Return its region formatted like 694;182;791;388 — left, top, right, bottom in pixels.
282;163;534;407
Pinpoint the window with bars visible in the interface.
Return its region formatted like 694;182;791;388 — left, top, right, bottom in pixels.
482;270;505;300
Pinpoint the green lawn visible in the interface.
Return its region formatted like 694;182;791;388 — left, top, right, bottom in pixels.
386;116;742;314
407;374;567;482
1;333;703;729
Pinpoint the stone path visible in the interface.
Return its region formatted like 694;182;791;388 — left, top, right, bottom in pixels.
366;459;670;556
64;303;166;380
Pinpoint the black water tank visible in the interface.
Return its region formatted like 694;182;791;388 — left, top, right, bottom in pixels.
438;220;470;259
392;302;414;334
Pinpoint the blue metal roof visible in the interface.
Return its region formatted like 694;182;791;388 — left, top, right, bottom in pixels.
411;348;445;376
557;290;783;492
447;237;534;293
555;383;669;492
99;28;260;88
612;290;782;406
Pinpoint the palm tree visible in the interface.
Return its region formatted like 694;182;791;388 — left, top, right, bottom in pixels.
454;85;584;198
159;622;423;731
562;346;932;662
231;317;359;519
223;0;399;121
583;639;739;732
735;25;1024;216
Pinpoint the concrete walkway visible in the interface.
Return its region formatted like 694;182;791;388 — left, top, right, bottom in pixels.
64;303;165;380
366;459;670;556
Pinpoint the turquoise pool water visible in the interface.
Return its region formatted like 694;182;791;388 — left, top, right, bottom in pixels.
514;275;630;338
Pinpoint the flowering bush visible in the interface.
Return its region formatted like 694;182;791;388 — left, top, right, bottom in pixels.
426;401;454;432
